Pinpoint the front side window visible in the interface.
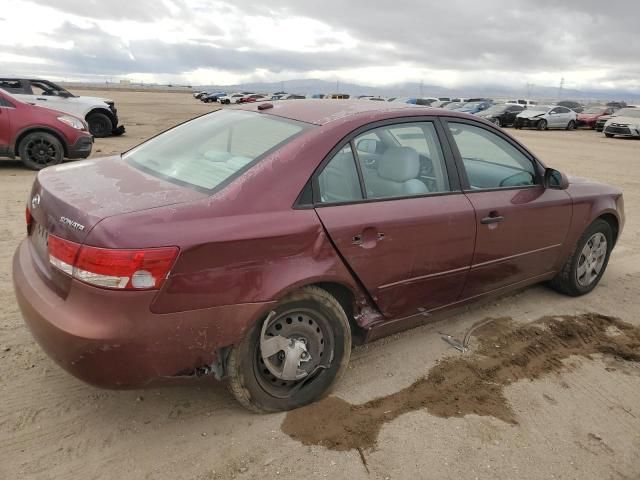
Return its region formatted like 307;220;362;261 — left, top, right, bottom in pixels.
355;122;450;199
317;145;363;203
125;110;305;191
448;122;537;189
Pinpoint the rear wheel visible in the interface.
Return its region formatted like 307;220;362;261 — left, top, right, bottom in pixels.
549;219;613;296
18;132;64;170
567;120;576;130
227;286;351;412
537;119;548;130
86;112;113;138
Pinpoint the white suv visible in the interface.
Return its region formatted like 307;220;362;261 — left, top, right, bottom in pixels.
0;78;125;137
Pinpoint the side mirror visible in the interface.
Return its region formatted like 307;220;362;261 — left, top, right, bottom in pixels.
356;138;381;154
544;168;569;190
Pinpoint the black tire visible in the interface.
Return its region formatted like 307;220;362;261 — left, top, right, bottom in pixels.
227;286;352;412
605;133;614;138
566;120;576;130
86;112;113;138
537;119;548;130
549;219;613;296
18;132;64;170
493;117;502;127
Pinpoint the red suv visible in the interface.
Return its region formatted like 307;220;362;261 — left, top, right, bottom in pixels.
0;88;92;170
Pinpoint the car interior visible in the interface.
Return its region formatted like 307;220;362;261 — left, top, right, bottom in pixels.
318;122;450;203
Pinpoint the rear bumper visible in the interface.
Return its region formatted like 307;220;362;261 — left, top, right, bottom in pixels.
67;135;93;159
12;239;272;388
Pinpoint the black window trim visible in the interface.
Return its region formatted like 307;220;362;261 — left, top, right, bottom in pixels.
299;115;465;209
440;117;546;194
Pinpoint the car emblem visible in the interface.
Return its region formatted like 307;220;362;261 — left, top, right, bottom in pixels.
31;194;41;210
59;216;85;231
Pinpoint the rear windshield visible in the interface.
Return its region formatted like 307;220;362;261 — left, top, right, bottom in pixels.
125;110;306;192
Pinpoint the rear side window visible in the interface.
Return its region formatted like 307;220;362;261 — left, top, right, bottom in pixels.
318;145;363;203
0;80;25;93
356;122;450;198
448;122;536;189
125;110;306;192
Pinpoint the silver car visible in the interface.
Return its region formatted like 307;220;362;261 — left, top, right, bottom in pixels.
514;105;577;130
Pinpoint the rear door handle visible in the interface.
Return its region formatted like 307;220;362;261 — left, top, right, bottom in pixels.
36;97;47;101
480;212;504;224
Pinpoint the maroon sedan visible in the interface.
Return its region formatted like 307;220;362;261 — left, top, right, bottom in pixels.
577;106;617;129
0;88;92;170
13;100;624;412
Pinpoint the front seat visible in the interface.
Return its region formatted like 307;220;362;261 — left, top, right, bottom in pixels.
365;146;428;198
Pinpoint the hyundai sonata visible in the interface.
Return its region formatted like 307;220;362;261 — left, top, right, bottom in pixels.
13;100;624;412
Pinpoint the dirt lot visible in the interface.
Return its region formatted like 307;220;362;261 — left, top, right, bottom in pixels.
1;91;639;480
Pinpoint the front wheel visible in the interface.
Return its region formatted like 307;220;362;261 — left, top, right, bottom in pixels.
227;286;352;412
605;133;614;138
537;119;548;130
18;132;64;170
492;117;502;127
86;112;113;137
549;219;613;296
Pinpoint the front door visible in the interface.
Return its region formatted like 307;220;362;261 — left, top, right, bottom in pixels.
443;120;572;298
313;121;476;318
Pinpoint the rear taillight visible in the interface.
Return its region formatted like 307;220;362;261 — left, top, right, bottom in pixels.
48;235;178;290
26;207;33;233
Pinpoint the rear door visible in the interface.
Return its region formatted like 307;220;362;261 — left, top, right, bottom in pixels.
443;119;572;298
0;94;13;154
313;119;476;318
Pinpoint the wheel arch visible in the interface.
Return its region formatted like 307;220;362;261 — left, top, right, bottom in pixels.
597;212;620;245
14;127;69;157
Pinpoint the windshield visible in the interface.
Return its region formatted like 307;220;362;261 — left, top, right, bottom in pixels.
582;107;605;114
125;110;306;192
461;102;482;108
444;102;464;110
615;108;640;118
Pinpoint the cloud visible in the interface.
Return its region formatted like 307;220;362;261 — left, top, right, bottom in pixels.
3;0;640;91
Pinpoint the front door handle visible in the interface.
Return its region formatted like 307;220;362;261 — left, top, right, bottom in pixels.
480;211;504;224
36;97;47;101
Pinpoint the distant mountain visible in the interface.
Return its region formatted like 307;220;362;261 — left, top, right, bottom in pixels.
198;78;640;103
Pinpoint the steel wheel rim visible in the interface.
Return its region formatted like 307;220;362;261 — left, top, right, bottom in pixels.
254;308;333;398
576;232;607;287
26;137;58;166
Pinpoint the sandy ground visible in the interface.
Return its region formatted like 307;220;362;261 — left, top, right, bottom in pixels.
1;90;639;480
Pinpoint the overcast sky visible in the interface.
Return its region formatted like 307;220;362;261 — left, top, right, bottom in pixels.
1;0;638;92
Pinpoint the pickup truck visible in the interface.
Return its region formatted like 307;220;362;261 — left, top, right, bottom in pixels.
0;78;125;137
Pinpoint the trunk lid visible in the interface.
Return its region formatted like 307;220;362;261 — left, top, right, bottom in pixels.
27;156;206;291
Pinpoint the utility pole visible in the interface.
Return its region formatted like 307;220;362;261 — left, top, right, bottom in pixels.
526;82;535;98
419;80;424;97
336;79;339;93
558;77;565;100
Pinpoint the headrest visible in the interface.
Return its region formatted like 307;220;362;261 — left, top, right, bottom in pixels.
377;147;420;182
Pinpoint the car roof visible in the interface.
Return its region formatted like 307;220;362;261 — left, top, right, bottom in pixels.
233;99;429;125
